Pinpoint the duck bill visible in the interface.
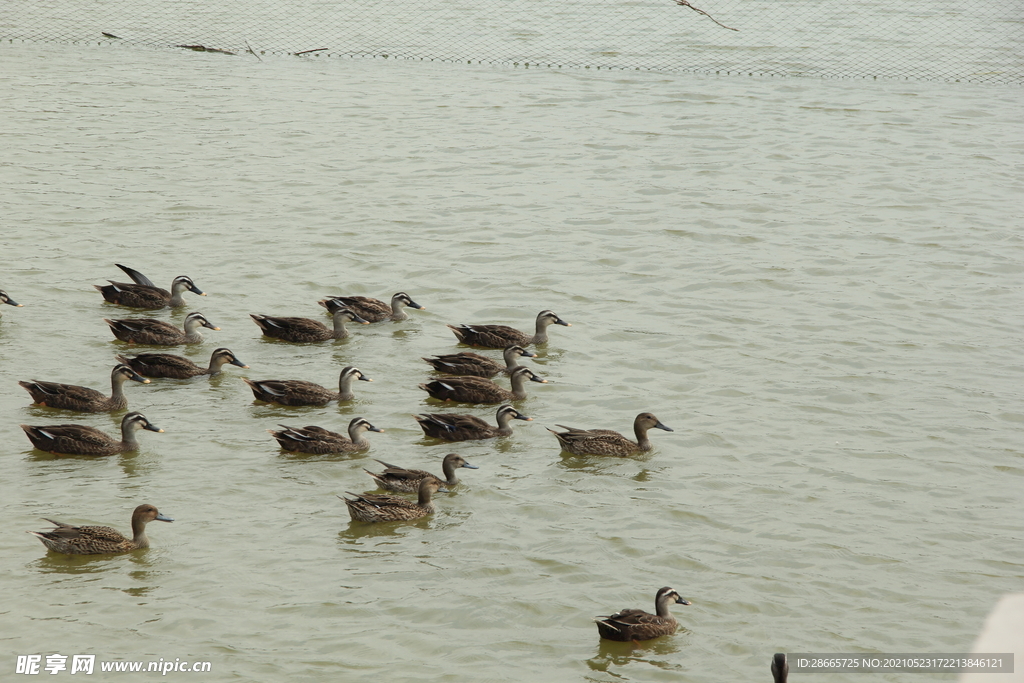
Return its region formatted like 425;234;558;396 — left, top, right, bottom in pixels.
230;358;249;368
358;376;373;382
530;375;548;384
655;422;673;432
145;423;164;433
155;513;174;522
515;413;533;421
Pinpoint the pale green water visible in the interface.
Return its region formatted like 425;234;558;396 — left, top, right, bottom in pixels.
1;42;1022;682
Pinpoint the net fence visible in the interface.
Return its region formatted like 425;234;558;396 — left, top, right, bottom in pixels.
3;0;1021;84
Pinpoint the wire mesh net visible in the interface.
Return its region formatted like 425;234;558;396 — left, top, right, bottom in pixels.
3;0;1021;84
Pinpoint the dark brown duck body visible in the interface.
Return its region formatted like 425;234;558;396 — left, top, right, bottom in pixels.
269;417;383;454
29;504;173;554
251;308;367;342
95;264;205;309
342;478;447;523
414;404;532;441
117;347;247;379
105;312;219;345
319;292;424;322
20;412;163;456
422;345;535;378
595;587;691;641
245;366;372;406
418;366;547;404
19;364;149;412
446;309;570;348
365;453;477;492
772;654;788;683
548;412;672;456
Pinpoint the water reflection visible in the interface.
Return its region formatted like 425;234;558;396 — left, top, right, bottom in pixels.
31;553;122;575
276;449;368;463
23;448;156;478
337;516;434;543
556;450;655;475
586;631;688;674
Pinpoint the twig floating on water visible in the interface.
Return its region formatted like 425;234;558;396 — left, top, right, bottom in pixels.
294;48;328;56
102;32;121;39
245;40;262;62
674;0;739;31
176;44;237;55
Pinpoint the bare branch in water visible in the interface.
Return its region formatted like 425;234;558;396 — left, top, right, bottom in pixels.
245;40;262;62
675;0;739;31
176;45;237;55
102;32;121;39
294;48;329;56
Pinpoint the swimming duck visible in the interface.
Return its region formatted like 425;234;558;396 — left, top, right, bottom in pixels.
341;478;447;523
244;366;372;406
250;307;368;343
422;345;536;378
116;347;248;379
446;309;570;348
547;412;672;456
418;366;547;404
365;452;478;492
595;587;691;641
29;504;172;554
318;292;424;322
20;411;163;456
94;264;205;309
1;289;23;316
772;654;788;683
19;364;149;412
105;312;219;345
268;417;383;454
414;404;532;441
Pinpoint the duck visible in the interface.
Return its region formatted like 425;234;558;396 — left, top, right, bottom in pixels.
446;309;570;348
414;404;532;441
20;411;163;456
418;366;547;404
244;366;372;406
365;452;478;492
105;311;219;345
1;289;23;316
772;654;788;683
318;292;424;322
94;263;205;309
547;412;673;456
422;345;536;378
595;587;691;641
250;307;368;343
268;417;383;454
19;364;150;412
341;478;447;523
116;347;248;379
29;504;172;555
